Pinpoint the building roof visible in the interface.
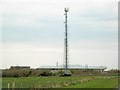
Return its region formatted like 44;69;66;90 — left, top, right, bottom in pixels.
39;65;107;70
10;66;30;69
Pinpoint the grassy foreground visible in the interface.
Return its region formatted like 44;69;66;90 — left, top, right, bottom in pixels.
2;76;119;88
67;76;118;88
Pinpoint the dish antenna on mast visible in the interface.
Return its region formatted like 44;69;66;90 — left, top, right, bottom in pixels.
64;8;69;12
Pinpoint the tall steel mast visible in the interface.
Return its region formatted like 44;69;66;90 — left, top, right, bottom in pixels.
64;8;69;74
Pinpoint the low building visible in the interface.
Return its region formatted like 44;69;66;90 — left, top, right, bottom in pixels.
10;66;30;70
38;65;107;72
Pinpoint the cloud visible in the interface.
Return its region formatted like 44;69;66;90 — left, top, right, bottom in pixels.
2;0;118;28
0;47;1;69
2;0;118;42
2;42;64;69
2;40;118;69
1;0;118;69
69;41;118;69
0;34;1;69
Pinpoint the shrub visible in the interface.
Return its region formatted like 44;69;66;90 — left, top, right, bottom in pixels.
40;71;51;76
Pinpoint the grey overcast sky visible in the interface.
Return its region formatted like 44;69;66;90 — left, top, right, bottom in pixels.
0;0;118;69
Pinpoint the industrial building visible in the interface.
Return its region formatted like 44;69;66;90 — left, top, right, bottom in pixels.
9;65;107;72
38;65;107;72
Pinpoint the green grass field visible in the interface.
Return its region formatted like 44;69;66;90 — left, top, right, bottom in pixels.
2;76;81;88
0;78;2;89
2;76;119;88
67;76;118;88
